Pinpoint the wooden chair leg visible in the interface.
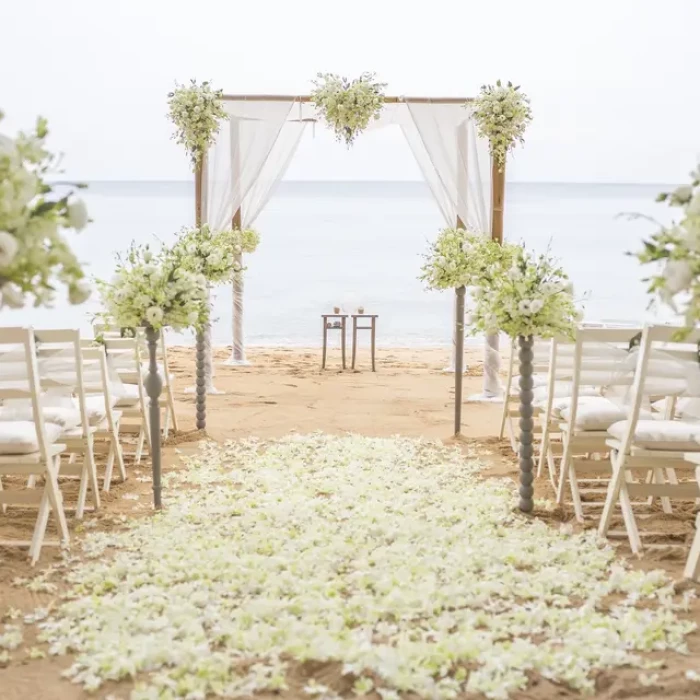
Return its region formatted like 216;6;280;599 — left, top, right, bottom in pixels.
684;513;700;580
341;318;346;370
371;319;376;372
352;322;357;370
168;391;179;432
104;444;115;493
321;320;327;370
598;451;627;539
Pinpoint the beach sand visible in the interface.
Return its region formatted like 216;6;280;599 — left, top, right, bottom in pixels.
1;346;700;699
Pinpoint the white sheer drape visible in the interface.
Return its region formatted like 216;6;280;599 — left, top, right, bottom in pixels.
204;99;306;368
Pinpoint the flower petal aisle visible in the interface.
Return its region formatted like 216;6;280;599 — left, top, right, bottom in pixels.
21;436;696;698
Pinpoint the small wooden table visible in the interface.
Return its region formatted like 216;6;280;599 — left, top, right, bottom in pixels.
321;314;347;369
351;314;378;372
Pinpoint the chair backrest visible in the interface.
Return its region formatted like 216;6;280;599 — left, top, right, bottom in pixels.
101;336;147;405
33;329;91;437
0;327;53;459
562;326;644;433
616;324;700;453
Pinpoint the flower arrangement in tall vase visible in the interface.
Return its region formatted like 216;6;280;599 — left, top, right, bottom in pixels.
167;79;228;431
310;73;386;146
635;166;700;334
469;247;580;512
420;227;518;434
97;242;208;507
471;80;533;401
222;226;261;366
0;110;90;311
170;224;259;386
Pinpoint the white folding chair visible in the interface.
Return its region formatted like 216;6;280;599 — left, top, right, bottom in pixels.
95;324;178;437
102;336;150;464
0;328;70;564
598;325;700;553
80;345;126;491
555;327;644;522
33;329;101;519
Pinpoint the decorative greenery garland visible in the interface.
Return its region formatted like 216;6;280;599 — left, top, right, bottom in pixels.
468;246;580;339
97;243;208;331
0;110;90;309
472;80;532;170
310;72;386;147
420;227;517;291
636;167;700;332
167;80;228;170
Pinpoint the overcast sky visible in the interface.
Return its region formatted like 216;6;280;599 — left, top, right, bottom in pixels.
3;0;699;183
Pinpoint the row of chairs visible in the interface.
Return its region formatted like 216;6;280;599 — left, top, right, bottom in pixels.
499;324;700;580
0;325;178;563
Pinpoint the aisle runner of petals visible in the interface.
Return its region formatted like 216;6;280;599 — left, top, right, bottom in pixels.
14;436;699;698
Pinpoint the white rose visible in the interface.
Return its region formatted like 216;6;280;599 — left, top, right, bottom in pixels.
0;231;19;267
530;298;544;314
518;299;533;315
67;198;89;231
142;265;156;276
663;259;693;295
145;306;164;326
187;311;199;325
68;280;91;305
143;248;153;263
1;283;24;309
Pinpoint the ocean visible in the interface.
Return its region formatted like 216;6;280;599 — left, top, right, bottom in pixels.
1;181;677;347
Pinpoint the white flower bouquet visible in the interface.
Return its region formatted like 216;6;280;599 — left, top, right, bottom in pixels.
472;80;532;170
311;72;386;147
97;243;208;331
469;247;581;339
167;80;228;170
231;226;260;255
170;224;239;283
0;110;90;310
636;167;700;332
420;226;517;290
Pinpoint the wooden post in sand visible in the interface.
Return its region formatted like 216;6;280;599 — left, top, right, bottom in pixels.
194;161;207;430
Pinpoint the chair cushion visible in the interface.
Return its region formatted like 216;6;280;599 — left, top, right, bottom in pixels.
560;397;654;431
652;397;700;421
115;384;140;407
0;421;63;455
0;404;81;429
608;419;700;451
84;396;108;424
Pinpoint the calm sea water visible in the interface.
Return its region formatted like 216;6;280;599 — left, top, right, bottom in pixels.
1;181;677;346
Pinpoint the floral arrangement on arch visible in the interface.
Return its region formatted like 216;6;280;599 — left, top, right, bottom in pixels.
97;243;208;331
420;226;518;291
0;109;90;310
469;246;581;339
310;72;386;147
636;167;700;330
167;80;228;170
472;80;532;170
170;224;241;283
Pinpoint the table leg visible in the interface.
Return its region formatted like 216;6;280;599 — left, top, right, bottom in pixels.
341;317;346;369
321;319;327;370
352;319;357;370
371;318;376;372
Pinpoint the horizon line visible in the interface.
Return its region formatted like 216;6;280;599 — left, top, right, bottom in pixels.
53;178;679;187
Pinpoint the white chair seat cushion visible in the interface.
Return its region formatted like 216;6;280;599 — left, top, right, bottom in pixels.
115;384;140;407
0;404;81;429
652;397;700;421
550;394;603;418
0;421;63;455
560;397;653;431
608;419;700;451
84;396;108;424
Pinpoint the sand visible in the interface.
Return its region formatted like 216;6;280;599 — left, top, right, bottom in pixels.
1;346;700;699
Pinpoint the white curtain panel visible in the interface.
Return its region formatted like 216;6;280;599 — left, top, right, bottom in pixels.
205;99;307;366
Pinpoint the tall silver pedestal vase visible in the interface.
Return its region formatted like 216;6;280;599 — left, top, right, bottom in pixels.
518;334;534;512
145;326;163;509
195;330;206;430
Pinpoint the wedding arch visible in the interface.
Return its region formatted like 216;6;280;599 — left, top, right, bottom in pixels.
196;92;509;433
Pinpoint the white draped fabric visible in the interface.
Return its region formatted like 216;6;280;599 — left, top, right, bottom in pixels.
204;97;494;376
